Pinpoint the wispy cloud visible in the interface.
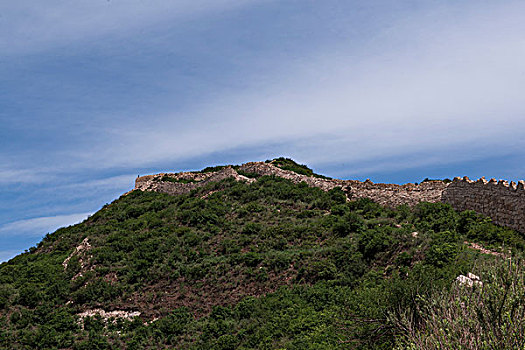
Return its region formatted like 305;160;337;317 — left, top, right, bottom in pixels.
0;212;92;237
0;163;58;184
82;1;525;171
4;1;524;178
0;169;42;185
0;0;263;56
56;174;136;193
0;250;20;263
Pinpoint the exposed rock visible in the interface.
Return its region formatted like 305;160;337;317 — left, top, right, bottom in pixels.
456;273;483;287
465;241;505;257
62;237;91;270
77;309;141;327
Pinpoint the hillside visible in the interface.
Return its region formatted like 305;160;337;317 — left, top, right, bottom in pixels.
1;158;525;349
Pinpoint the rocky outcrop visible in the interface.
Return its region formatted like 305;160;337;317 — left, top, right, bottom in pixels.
77;309;141;328
62;237;91;270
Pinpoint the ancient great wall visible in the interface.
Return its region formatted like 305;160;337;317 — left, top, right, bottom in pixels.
135;161;525;234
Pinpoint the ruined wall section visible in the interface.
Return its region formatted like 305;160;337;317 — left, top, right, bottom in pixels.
442;177;525;233
135;162;447;207
345;180;448;207
135;167;254;196
237;162;346;191
134;162;524;233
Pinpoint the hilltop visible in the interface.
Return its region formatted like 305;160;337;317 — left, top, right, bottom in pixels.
1;158;525;349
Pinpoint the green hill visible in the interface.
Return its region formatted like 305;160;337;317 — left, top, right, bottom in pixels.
1;159;524;349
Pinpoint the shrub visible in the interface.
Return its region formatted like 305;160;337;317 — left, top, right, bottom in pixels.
392;256;525;350
298;260;338;282
357;227;393;260
270;157;331;179
333;212;365;237
425;231;461;268
242;252;263;267
413;202;458;233
236;170;261;179
0;286;11;309
154;308;191;336
18;285;41;308
243;222;262;235
349;198;384;219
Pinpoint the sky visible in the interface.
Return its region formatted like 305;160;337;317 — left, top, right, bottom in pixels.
1;0;524;262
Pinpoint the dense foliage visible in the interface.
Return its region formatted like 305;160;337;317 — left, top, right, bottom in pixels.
1;163;523;349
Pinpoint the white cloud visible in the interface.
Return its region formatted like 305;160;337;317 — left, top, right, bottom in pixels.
0;250;20;263
2;1;524;178
58;174;136;192
0;168;43;184
0;157;58;184
0;212;92;237
0;0;264;56
82;1;525;171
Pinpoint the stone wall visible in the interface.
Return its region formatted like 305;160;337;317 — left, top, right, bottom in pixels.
344;180;448;207
135;167;254;196
135;162;447;208
134;162;524;233
442;177;525;233
234;162;446;207
238;162;346;191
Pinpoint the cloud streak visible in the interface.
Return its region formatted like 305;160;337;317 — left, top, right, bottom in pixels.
0;0;264;56
86;1;525;171
0;212;92;238
4;1;524;178
0;250;20;263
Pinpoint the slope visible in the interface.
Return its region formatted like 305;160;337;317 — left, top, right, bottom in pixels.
0;159;524;349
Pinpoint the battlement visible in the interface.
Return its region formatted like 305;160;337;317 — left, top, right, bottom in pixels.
134;162;524;233
443;176;525;233
450;176;525;191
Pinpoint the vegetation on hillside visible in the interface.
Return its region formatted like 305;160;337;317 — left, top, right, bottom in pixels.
268;157;331;179
0;161;524;349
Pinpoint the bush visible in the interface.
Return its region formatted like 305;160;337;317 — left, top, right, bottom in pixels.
413;202;458;233
349;198;384;219
154;308;191;336
243;222;262;235
357;228;393;260
298;260;338;282
425;231;461;267
392;256;525;350
0;286;11;309
242;252;263;267
332;212;365;237
18;285;41;308
73;334;111;350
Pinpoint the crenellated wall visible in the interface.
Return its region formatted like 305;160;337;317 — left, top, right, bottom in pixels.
134;162;524;233
442;177;525;233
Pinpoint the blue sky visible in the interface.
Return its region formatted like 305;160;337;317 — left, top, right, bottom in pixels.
1;0;524;262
